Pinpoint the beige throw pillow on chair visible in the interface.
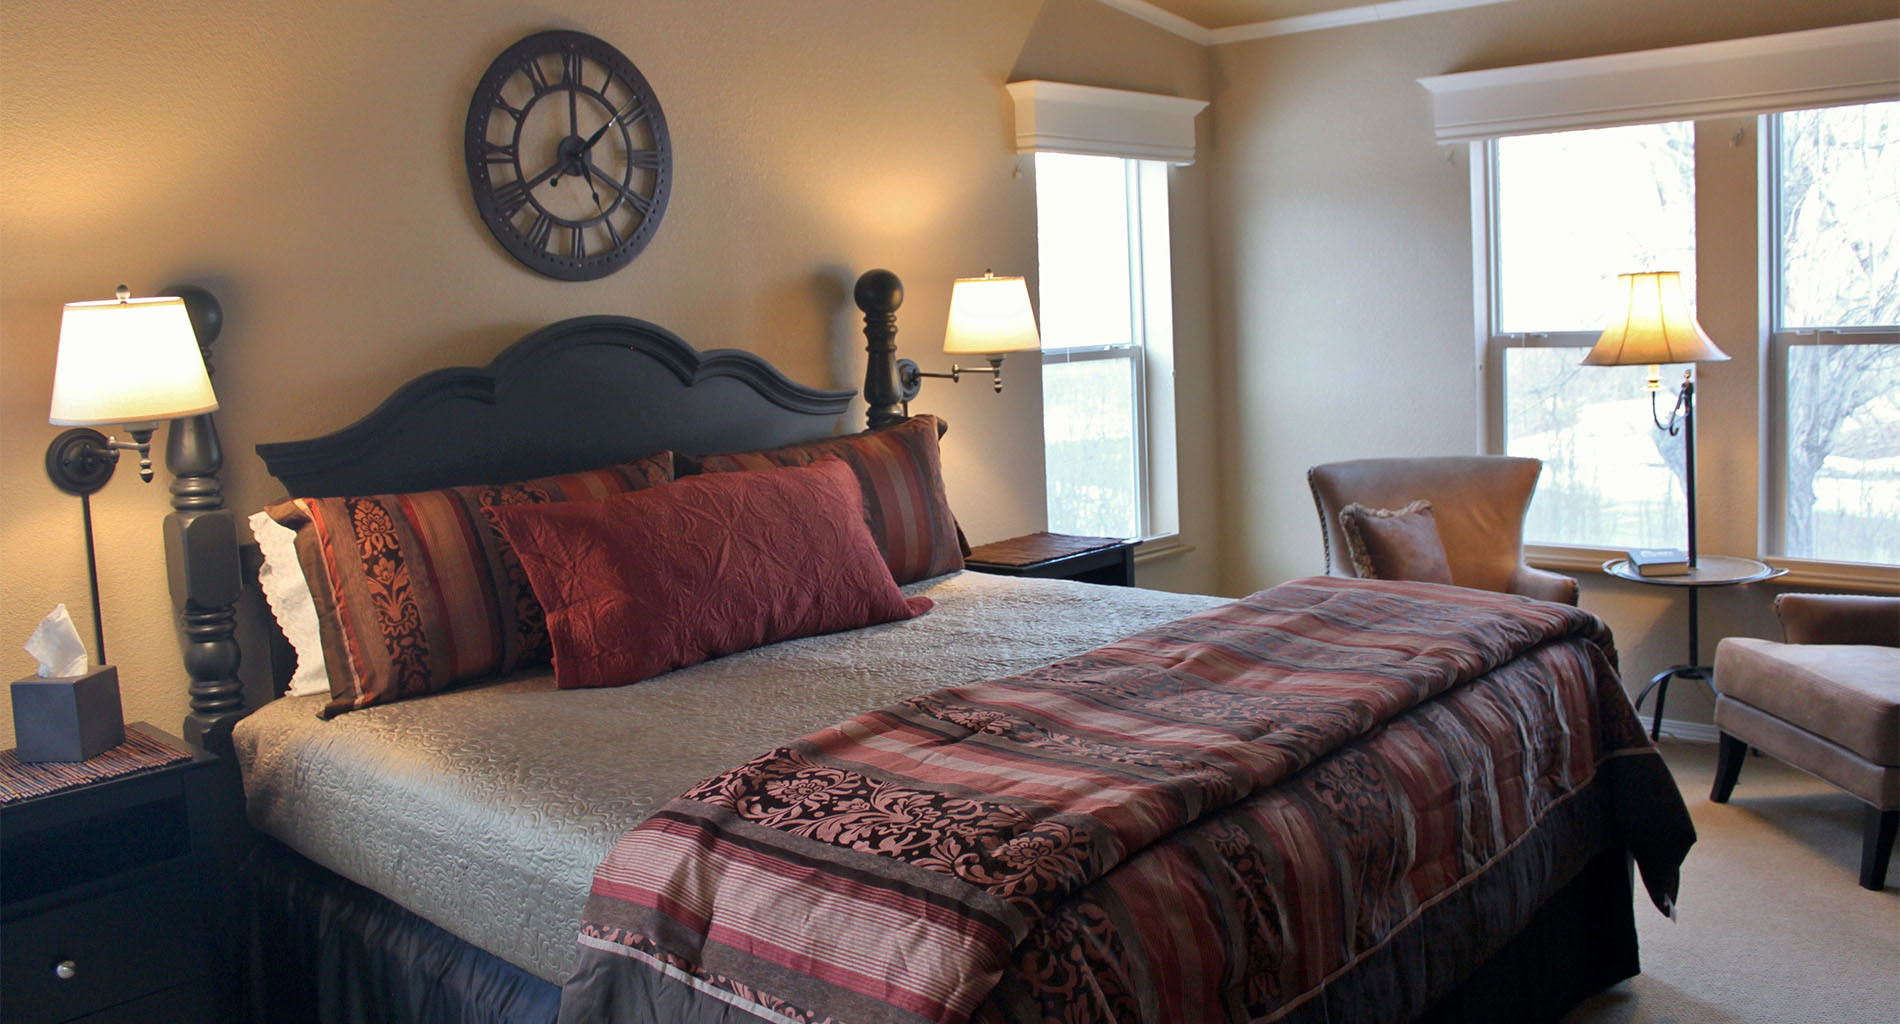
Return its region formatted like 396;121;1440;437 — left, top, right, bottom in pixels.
1339;500;1455;585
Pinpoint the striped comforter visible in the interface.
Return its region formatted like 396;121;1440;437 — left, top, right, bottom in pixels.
559;577;1693;1023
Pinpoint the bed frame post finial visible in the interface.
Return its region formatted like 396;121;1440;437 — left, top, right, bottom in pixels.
163;284;246;754
855;269;904;430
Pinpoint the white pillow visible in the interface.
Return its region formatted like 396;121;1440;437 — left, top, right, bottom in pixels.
248;510;330;697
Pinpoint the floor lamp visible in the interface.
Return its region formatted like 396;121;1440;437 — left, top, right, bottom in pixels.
1581;271;1729;568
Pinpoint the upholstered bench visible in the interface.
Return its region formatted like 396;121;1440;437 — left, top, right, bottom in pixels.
1711;593;1900;890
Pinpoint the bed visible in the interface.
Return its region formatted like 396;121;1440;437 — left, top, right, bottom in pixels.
222;271;1694;1024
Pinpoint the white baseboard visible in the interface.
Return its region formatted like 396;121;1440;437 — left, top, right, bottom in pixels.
1653;719;1720;743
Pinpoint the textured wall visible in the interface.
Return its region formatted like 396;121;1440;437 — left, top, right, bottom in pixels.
1206;0;1896;724
0;0;1217;742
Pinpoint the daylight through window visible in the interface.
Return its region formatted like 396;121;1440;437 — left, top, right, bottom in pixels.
1035;152;1177;542
1491;121;1696;550
1772;101;1900;565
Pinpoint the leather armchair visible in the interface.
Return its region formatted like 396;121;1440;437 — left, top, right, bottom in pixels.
1307;456;1578;605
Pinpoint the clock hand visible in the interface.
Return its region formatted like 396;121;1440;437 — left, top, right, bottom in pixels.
577;158;604;209
521;159;564;192
579;115;616;153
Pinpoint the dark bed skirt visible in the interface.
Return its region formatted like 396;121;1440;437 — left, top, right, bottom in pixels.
244;837;561;1024
243;835;1636;1024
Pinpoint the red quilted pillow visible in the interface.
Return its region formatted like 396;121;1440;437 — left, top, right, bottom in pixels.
680;416;963;584
485;459;933;690
264;452;675;717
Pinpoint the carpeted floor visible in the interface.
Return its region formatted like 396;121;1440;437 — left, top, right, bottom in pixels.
1564;739;1899;1024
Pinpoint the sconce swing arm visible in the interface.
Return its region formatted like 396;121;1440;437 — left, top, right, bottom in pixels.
897;356;1006;398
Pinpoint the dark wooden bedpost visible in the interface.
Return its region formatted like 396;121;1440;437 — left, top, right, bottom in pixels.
855;269;904;430
164;285;245;754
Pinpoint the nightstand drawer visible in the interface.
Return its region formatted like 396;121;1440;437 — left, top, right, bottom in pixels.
1;874;209;1024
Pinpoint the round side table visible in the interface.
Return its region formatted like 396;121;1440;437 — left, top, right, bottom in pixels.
1603;554;1788;740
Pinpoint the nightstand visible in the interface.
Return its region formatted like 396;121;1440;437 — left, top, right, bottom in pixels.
965;532;1138;587
1;724;237;1023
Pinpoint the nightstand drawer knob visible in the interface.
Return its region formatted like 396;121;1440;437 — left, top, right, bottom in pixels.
54;959;78;981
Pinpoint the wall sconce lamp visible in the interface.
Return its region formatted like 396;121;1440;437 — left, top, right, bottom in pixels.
1580;270;1729;568
44;286;219;664
897;271;1040;410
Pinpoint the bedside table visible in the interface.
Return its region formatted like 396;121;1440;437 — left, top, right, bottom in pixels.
965;532;1138;587
1;724;236;1023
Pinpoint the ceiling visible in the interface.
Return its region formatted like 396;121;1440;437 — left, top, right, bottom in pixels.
1102;0;1518;41
1140;1;1396;30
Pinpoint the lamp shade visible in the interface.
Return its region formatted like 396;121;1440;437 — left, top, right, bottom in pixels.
49;295;218;426
1581;271;1729;367
942;274;1040;356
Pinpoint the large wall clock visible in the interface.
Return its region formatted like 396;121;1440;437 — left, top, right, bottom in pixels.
464;30;672;280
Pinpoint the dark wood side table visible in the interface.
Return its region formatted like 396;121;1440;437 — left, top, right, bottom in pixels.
1;723;238;1023
1603;555;1787;740
965;532;1137;587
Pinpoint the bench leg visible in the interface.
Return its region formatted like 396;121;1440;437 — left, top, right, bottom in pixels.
1711;732;1746;803
1862;806;1897;891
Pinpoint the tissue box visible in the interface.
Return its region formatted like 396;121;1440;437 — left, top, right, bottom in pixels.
11;666;125;762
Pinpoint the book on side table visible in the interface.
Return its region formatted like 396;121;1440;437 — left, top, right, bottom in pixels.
1627;548;1690;577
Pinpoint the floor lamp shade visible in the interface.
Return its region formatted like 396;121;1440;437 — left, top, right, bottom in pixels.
1581;271;1728;370
50;294;219;426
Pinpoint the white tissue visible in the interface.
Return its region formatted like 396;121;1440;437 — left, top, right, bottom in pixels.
25;604;90;678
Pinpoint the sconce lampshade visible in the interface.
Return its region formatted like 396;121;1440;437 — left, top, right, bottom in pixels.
942;274;1041;356
49;294;218;426
1581;271;1729;368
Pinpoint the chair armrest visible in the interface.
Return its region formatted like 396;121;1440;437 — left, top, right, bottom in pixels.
1511;565;1579;606
1775;593;1900;646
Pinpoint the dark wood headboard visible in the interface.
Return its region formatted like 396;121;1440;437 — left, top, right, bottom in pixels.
255;315;855;498
173;270;907;746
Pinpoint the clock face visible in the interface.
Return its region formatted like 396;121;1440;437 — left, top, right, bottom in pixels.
464;31;671;280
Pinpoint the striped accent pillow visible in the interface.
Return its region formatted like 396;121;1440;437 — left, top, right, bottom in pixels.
680;416;963;584
264;452;675;717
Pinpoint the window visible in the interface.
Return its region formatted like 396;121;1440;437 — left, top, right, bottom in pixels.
1487;121;1696;549
1035;152;1177;541
1770;101;1900;565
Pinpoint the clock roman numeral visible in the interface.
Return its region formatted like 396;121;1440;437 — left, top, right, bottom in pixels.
570;226;586;260
521;57;550;94
562;51;584;86
596;173;653;216
604;218;624;247
525;213;554;252
492;180;530;219
628;149;662;170
490;97;525;123
480;141;517;166
614;98;648;127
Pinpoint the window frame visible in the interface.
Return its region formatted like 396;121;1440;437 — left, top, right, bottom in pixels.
1035;155;1178;545
1476;115;1900;582
1763;109;1900;571
1476;137;1646;569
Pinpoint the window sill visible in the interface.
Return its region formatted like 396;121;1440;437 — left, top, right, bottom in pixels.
1525;544;1899;594
1134;535;1195;565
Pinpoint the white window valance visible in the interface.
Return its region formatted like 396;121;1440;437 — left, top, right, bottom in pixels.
1005;80;1209;164
1418;19;1899;143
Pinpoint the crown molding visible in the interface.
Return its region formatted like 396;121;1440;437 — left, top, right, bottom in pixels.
1006;80;1210;164
1419;19;1900;143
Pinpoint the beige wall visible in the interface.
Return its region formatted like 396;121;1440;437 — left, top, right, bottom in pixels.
1207;0;1896;726
0;0;1218;742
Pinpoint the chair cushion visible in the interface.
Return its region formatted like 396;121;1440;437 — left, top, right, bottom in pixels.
1338;500;1454;585
1715;637;1900;766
